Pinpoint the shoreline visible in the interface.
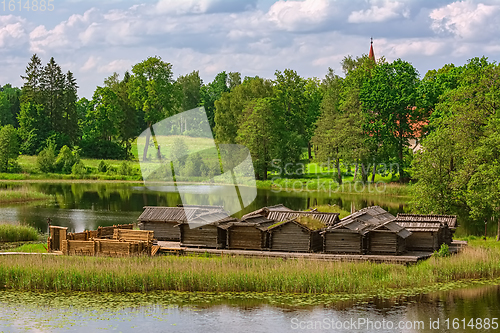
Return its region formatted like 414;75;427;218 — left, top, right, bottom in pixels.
0;178;411;197
0;240;498;295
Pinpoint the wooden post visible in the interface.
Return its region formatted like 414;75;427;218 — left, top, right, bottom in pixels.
484;220;488;241
497;216;500;242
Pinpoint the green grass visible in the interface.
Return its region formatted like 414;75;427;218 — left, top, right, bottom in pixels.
0;186;52;203
257;178;411;197
310;204;351;219
5;243;47;253
0;241;498;294
0;224;39;242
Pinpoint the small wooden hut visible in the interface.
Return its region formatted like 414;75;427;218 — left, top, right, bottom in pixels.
332;206;412;255
368;220;411;255
48;226;68;252
321;218;371;254
395;214;457;251
267;219;322;252
224;215;274;250
138;206;226;241
177;212;238;248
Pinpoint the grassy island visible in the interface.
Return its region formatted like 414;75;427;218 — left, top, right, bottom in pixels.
0;239;498;297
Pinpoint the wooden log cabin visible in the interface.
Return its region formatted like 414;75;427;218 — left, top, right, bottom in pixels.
321;218;371;254
138;206;227;241
331;206;412;255
177;211;238;249
267;219;323;252
394;214;457;251
224;215;275;250
368;220;411;255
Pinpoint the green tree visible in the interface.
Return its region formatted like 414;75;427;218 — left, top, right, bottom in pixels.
37;140;57;173
214;76;273;144
411;57;500;231
0;125;20;172
236;98;279;180
200;71;236;129
176;70;203;112
128;56;178;161
360;59;420;183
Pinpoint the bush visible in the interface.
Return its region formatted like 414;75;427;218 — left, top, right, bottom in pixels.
55;145;80;174
71;161;87;176
37;141;57;173
433;244;451;258
80;139;125;160
0;125;20;172
118;161;132;176
0;224;38;242
98;160;108;173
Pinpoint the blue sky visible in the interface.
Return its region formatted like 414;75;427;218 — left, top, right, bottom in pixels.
2;0;500;98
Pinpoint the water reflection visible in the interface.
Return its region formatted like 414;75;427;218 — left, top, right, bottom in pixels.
0;282;499;332
0;183;410;233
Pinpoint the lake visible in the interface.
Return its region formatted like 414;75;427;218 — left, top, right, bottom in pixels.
0;181;499;332
0;281;499;332
1;182;410;233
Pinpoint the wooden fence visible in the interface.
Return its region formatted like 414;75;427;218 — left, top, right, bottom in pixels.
49;224;154;257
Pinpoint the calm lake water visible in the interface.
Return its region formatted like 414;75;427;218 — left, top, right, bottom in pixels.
1;182;410;233
0;182;499;332
0;181;489;235
0;282;499;332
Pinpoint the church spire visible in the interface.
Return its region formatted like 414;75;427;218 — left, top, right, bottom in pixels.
369;37;375;62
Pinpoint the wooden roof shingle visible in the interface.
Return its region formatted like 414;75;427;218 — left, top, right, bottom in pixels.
138;206;226;223
395;213;458;229
267;211;340;226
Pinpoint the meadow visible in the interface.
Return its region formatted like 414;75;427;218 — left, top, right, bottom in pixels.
0;239;498;295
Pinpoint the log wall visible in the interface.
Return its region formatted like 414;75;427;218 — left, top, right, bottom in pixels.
368;232;405;255
180;224;225;248
140;222;179;241
227;227;267;250
323;232;363;254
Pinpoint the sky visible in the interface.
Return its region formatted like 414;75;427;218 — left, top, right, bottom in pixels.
2;0;500;98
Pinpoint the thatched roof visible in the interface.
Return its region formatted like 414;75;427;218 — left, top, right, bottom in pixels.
138;206;226;223
395;213;458;229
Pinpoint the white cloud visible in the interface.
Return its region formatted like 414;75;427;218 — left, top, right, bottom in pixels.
81;55;100;72
430;1;500;40
0;15;29;49
156;0;212;15
348;0;409;23
267;0;331;31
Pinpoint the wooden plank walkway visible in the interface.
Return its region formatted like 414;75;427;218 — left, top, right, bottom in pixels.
158;240;467;265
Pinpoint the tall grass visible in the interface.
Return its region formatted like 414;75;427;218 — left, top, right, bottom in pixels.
0;187;52;203
0;242;498;294
0;224;39;242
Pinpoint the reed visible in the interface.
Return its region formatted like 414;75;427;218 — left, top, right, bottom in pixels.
0;224;39;242
0;242;498;294
0;186;52;203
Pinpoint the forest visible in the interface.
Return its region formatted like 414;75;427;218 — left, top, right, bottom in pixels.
0;53;499;222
